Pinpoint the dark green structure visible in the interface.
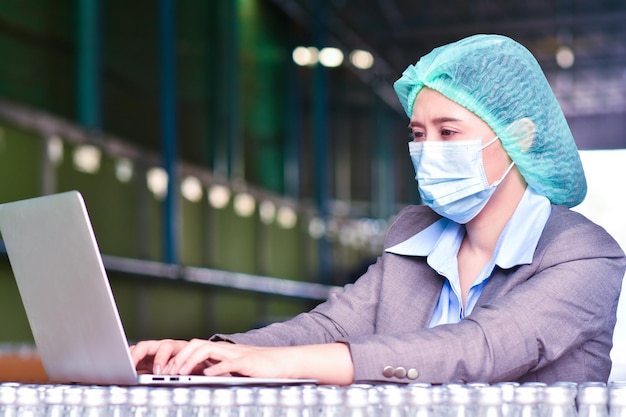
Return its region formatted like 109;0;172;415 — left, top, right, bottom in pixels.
0;0;411;343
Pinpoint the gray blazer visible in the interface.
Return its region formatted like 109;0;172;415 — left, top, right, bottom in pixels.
213;205;626;384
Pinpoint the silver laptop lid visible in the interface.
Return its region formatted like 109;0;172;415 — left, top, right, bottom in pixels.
0;191;137;385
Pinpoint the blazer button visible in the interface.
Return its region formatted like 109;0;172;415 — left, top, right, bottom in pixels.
407;368;419;380
382;366;394;378
393;367;407;378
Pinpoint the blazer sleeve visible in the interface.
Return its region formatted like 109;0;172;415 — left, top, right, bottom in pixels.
211;257;384;346
212;206;626;384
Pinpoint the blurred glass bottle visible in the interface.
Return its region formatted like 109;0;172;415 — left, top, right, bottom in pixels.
380;385;408;417
446;386;476;417
169;388;190;417
15;385;43;417
540;386;577;417
145;388;173;417
577;385;608;417
212;388;236;417
494;382;519;417
407;385;433;417
609;383;626;417
189;388;212;417
345;387;370;417
508;386;542;417
107;386;130;417
126;387;149;417
82;387;109;417
256;388;279;417
61;386;84;417
235;388;255;417
318;386;344;417
278;387;303;417
476;387;503;417
41;386;64;417
0;383;18;417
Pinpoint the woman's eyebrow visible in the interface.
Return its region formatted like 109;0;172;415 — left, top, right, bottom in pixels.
409;117;464;128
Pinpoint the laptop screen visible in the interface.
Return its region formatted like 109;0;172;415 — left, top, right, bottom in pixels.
0;191;138;385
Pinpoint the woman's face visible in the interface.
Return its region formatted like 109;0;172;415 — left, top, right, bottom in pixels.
409;87;513;185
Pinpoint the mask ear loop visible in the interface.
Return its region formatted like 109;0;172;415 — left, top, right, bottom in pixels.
482;134;516;187
498;161;515;184
488;118;535;187
480;135;501;150
492;161;516;187
480;136;515;187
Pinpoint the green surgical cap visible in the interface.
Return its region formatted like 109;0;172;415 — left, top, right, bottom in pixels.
394;34;586;207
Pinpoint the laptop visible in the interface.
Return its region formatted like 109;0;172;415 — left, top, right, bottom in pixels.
0;191;316;386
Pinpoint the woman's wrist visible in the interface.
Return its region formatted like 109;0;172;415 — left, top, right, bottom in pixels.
286;342;354;385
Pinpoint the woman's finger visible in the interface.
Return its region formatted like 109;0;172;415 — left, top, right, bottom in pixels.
162;338;211;374
151;339;186;374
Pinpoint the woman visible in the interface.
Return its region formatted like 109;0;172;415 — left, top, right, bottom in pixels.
131;34;626;385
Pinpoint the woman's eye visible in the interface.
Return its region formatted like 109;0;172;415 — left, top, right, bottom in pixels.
409;131;425;141
441;129;455;137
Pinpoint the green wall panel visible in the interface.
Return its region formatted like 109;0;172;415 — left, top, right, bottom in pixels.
180;197;206;266
0;0;380;344
54;145;142;258
261;222;302;280
0;122;40;203
209;204;257;274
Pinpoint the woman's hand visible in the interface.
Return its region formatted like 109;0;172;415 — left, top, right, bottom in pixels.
130;339;354;385
130;339;192;375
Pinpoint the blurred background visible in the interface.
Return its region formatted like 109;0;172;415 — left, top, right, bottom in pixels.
0;0;625;378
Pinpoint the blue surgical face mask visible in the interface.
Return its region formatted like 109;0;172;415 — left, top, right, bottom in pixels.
409;137;515;224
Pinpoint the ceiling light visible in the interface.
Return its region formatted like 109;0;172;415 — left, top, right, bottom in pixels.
73;144;101;174
181;176;203;202
208;184;231;209
308;217;326;239
350;49;374;69
556;46;575;69
146;167;168;200
233;192;256;217
115;158;133;183
292;46;319;66
259;200;276;225
47;135;64;165
276;206;298;229
318;47;343;68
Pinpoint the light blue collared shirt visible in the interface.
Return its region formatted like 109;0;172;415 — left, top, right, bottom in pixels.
385;187;551;327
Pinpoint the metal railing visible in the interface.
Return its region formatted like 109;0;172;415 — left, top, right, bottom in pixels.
0;241;341;301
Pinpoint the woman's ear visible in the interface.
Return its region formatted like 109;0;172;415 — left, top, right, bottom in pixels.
505;117;536;152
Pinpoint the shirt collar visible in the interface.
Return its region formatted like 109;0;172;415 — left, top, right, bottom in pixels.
385;187;551;268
